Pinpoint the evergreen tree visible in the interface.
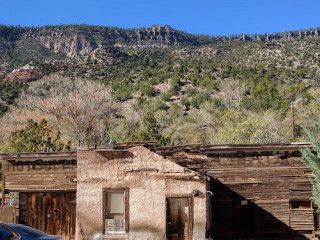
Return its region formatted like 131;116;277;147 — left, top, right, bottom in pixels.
301;122;320;207
10;119;71;152
138;111;170;146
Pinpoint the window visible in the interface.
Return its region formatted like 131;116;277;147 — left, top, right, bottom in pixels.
104;190;128;235
290;200;312;209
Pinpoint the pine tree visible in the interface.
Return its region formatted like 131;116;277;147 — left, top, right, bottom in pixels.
10;119;71;152
301;122;320;207
138;111;170;146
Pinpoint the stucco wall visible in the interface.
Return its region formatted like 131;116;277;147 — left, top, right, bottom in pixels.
76;146;208;240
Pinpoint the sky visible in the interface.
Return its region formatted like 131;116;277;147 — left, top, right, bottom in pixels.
1;0;320;36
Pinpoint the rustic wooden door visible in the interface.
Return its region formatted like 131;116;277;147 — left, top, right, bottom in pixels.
233;198;254;238
166;197;192;240
19;192;76;240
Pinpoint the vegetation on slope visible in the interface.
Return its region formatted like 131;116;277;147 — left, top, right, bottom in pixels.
1;25;320;150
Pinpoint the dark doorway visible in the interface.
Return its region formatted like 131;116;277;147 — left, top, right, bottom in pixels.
166;197;192;240
19;192;76;240
233;196;254;237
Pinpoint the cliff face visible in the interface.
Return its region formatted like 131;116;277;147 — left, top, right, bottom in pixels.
32;25;213;56
40;37;98;58
7;25;194;58
30;26;320;57
1;24;320;62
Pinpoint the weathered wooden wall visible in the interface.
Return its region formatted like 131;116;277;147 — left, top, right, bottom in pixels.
20;192;76;240
1;152;77;192
0;152;77;240
0;206;17;223
157;143;315;240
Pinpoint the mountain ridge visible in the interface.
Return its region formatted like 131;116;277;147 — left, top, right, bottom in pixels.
1;24;320;145
1;24;320;57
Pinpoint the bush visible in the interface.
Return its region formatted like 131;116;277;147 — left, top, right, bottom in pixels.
114;82;133;101
140;83;154;97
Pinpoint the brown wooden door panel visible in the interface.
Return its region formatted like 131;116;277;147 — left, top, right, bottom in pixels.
167;197;192;240
19;192;76;240
233;197;254;237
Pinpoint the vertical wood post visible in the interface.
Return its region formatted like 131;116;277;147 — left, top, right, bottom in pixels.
1;161;5;206
291;102;295;142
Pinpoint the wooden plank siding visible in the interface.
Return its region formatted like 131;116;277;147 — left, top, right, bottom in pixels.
1;152;77;192
19;192;76;240
0;152;77;240
0;206;17;223
156;143;316;239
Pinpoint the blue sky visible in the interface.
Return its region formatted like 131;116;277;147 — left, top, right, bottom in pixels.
1;0;320;36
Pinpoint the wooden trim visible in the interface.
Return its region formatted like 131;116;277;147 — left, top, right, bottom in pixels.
189;195;194;239
166;195;193;240
102;234;128;239
1;160;5;206
102;188;129;235
166;194;193;198
5;189;77;193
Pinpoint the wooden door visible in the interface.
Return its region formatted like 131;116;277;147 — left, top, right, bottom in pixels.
166;197;192;240
19;192;76;240
233;198;254;238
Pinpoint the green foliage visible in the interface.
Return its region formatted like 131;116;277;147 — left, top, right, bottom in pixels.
0;105;9;117
9;119;71;152
3;25;320;146
114;81;133;101
139;82;154;97
0;143;12;153
180;96;190;108
190;92;211;108
161;91;173;101
0;81;27;115
217;110;288;144
199;75;217;91
170;77;182;94
138;111;170;146
301;122;320;207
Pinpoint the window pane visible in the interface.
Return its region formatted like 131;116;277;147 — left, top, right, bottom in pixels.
105;191;125;234
107;192;124;214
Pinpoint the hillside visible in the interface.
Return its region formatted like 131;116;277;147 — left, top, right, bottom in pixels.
1;24;320;149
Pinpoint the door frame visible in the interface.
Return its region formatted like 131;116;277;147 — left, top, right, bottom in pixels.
166;195;193;240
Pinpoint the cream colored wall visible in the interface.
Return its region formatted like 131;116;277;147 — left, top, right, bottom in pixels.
76;146;208;240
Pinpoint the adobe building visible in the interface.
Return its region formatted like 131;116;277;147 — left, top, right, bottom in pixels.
1;142;319;240
76;145;209;240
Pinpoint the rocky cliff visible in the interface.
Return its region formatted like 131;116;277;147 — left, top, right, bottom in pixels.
1;24;320;65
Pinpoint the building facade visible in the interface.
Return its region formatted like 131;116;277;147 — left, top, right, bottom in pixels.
157;143;316;239
1;142;318;240
76;146;209;240
1;151;77;239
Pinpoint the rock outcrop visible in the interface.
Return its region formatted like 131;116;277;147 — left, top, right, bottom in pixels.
1;24;320;59
41;37;98;58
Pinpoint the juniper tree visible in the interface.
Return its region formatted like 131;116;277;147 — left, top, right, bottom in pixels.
301;122;320;207
10;119;70;152
138;111;170;146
